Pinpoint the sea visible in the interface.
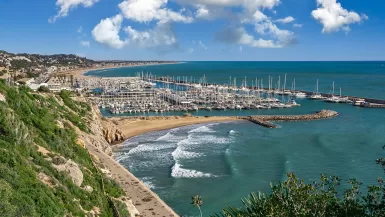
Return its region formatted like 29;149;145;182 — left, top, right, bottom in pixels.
86;61;385;216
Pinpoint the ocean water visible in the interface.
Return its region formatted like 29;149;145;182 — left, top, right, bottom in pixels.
86;61;385;99
89;62;385;216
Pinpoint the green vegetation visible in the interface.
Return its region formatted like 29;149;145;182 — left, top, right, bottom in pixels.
192;195;204;217
0;80;126;216
213;150;385;217
10;59;32;71
112;198;131;217
37;85;51;93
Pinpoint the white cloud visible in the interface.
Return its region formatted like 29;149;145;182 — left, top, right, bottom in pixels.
194;4;228;20
239;46;243;52
49;0;99;23
293;23;303;28
198;41;208;50
176;0;280;10
255;21;294;43
124;23;177;48
77;26;83;33
215;27;282;48
188;48;194;53
275;16;295;24
119;0;193;23
80;40;90;47
92;0;296;50
311;0;368;33
92;15;128;49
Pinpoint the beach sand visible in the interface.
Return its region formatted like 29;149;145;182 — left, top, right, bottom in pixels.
56;62;181;79
110;116;239;141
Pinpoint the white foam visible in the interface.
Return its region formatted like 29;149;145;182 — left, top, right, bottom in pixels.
171;146;201;160
171;163;215;178
141;177;156;189
128;143;176;155
155;132;183;142
229;130;236;135
177;134;231;148
189;126;215;133
115;153;129;163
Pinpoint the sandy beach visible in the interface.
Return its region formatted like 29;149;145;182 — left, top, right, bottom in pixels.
109;116;240;142
85;116;240;217
56;62;181;79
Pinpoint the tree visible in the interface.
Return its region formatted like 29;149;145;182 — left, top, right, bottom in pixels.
37;86;50;93
192;195;204;217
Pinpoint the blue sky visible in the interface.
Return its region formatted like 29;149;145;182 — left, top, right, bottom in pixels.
0;0;384;61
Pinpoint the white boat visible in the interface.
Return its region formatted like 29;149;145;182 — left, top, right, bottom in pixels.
324;81;340;103
291;79;307;98
310;79;324;100
294;92;307;98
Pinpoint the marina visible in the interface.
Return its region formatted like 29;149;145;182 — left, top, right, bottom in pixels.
62;72;384;116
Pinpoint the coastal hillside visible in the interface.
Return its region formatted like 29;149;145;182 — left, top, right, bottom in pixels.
0;80;131;216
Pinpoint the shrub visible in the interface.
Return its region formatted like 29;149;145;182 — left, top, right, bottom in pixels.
213;147;385;217
37;86;50;93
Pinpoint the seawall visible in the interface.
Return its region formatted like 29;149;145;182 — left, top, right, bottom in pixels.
242;110;339;128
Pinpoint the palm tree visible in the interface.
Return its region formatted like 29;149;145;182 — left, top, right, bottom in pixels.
191;195;204;217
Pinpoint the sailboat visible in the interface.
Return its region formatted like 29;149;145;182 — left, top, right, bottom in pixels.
291;79;307;98
338;87;352;103
324;81;340;103
310;79;324;100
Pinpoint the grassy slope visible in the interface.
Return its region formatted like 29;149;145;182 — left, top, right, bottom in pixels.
0;81;126;216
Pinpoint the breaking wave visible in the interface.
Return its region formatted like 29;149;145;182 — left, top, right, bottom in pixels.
188;125;215;133
171;163;215;178
141;177;156;189
128;143;176;155
155;132;184;142
171;146;201;160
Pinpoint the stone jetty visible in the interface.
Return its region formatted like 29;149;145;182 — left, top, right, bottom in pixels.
243;110;339;128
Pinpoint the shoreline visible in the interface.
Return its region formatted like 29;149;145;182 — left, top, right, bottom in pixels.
56;62;183;79
97;110;338;215
109;116;240;145
95;116;238;216
85;141;180;217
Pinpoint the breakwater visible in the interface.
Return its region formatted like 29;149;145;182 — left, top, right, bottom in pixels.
242;109;339;128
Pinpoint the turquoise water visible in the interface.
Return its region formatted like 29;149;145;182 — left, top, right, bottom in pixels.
90;62;385;216
86;61;385;99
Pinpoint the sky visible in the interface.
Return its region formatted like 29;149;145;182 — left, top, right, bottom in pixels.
0;0;384;61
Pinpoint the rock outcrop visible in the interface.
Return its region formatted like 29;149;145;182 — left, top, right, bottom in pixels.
53;159;83;187
0;93;5;102
102;125;124;144
76;104;113;155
